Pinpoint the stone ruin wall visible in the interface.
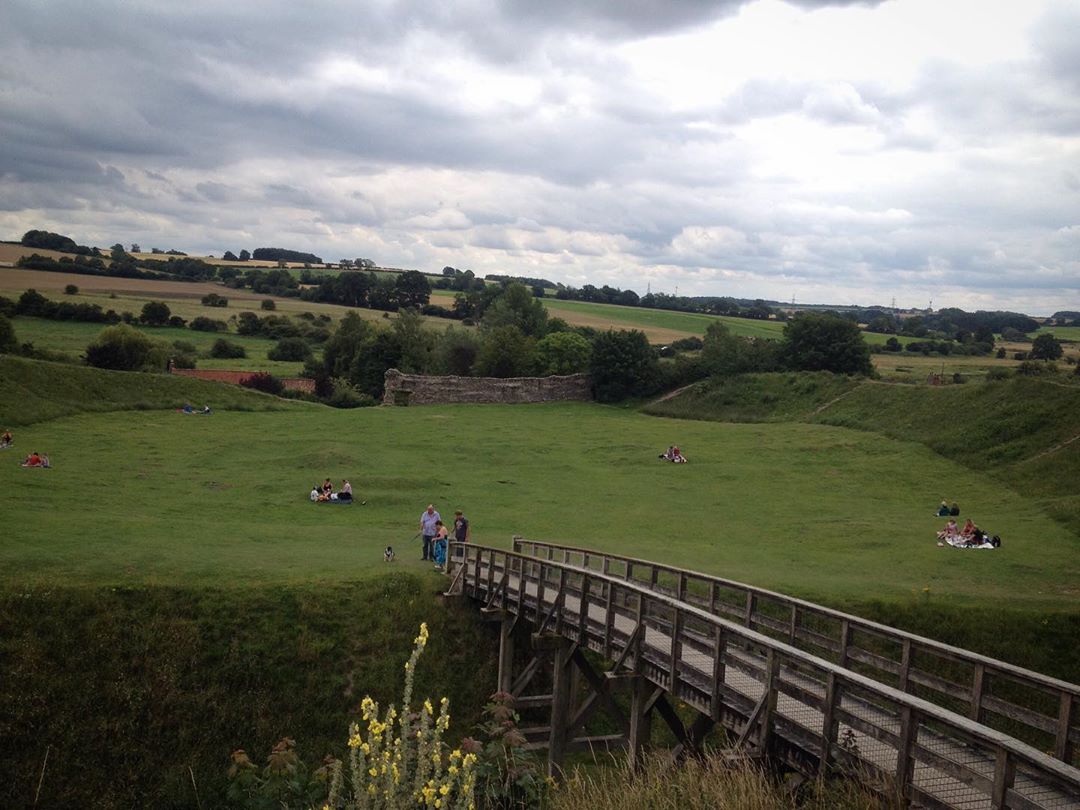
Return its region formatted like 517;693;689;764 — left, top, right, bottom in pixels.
382;369;592;406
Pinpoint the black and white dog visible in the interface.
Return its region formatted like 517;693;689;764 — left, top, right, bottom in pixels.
384;546;395;562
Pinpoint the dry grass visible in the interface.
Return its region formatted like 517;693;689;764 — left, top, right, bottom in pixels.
552;753;895;810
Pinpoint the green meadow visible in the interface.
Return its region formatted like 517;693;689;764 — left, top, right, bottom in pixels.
4;384;1077;610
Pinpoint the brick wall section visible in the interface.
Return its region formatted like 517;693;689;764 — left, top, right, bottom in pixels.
382;368;592;405
170;368;315;392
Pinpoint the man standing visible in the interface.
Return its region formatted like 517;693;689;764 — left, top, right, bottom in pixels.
419;504;441;561
453;510;470;544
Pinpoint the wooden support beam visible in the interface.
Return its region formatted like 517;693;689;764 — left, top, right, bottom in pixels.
567;648;629;736
819;672;839;776
991;748;1015;810
511;655;544;698
758;649;780;755
970;664;986;723
670;713;716;762
895;706;917;806
652;694;688;746
497;614;516;694
547;637;574;777
1055;692;1075;762
628;675;653;772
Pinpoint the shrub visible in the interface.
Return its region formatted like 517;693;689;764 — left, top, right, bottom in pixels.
1016;360;1058;377
325;378;376;409
190;316;227;332
1030;333;1063;361
64;284;79;295
172;340;197;354
267;337;311;362
0;315;17;354
240;372;284;395
84;324;167;371
210;339;247;359
996;347;1006;359
260;299;276;311
984;367;1011;382
168;316;187;328
139;301;171;326
201;293;229;307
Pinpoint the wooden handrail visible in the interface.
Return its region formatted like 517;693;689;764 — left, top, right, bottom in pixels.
450;542;1080;808
511;536;1080;765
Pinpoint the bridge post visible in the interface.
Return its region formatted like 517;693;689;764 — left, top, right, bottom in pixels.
628;676;654;771
547;636;574;776
497;614;516;694
1055;692;1076;762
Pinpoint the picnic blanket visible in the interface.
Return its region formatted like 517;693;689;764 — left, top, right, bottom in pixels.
941;535;996;549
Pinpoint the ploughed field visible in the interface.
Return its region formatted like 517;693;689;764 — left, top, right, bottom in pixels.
4;401;1077;610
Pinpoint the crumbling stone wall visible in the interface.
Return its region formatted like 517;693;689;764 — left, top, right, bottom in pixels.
382;369;591;405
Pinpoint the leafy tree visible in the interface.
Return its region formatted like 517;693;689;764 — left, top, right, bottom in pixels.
482;282;548;337
21;229;80;252
1030;333;1063;360
393;271;432;309
201;293;228;307
237;312;262;336
16;289;51;317
139;301;172;326
0;314;17;354
210;338;247;359
84;324;167;371
238;249;251;261
267;337;311;361
701;322;782;375
261;299;276;311
475;325;535;378
1001;327;1027;342
350;331;403;397
222;250;239;261
781;312;872;375
321;312;376;378
392;307;434;373
433;325;480;376
535;331;591;375
64;284;79;295
589;329;659;402
189;316;227;332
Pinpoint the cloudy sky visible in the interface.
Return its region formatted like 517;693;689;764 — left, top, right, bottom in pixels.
1;0;1078;313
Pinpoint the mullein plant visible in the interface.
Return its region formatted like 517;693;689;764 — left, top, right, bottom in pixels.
324;622;478;810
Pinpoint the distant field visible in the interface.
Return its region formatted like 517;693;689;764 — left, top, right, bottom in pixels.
1037;325;1080;342
10;317;308;375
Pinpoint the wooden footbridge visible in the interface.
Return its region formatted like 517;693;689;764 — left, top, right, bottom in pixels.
444;538;1080;809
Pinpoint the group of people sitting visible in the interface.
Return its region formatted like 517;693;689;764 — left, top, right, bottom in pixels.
310;478;354;503
936;499;961;517
20;451;50;468
658;445;688;463
179;404;212;415
1;429;13;450
937;517;1000;548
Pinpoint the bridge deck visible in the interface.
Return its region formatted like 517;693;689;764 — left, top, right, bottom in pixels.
455;549;1080;810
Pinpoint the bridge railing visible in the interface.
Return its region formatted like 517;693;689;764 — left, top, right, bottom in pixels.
452;542;1080;809
511;537;1080;768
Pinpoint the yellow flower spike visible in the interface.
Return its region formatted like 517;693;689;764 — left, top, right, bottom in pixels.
450;749;461;760
348;733;362;749
448;765;458;775
424;699;434;715
439;784;450;796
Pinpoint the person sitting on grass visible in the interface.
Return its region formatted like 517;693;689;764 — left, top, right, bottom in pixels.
659;446;674;460
21;451;43;468
671;446;687;463
310;484;320;502
321;478;333;496
936;519;959;546
950;502;960;516
338;479;352;502
1;429;12;449
937;499;951;517
431;520;449;570
961;518;977;539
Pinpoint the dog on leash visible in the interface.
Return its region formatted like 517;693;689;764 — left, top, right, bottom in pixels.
384;546;395;562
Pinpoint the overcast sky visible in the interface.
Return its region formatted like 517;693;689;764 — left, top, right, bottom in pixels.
1;1;1078;313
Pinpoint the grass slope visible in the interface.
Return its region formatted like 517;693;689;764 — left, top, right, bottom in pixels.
647;373;1080;538
0;355;307;426
0;576;496;809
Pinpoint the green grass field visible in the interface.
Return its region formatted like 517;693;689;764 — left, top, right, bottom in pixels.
4;394;1077;610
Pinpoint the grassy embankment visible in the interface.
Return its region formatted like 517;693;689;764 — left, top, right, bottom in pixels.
645;371;1080;684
